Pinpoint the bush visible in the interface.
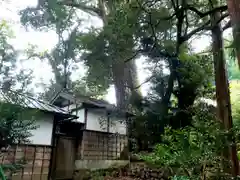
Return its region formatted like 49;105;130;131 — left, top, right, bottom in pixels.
0;93;39;179
139;106;237;179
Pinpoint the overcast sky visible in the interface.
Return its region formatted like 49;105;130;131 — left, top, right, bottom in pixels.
0;0;232;104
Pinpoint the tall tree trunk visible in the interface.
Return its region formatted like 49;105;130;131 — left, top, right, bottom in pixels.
226;0;240;67
125;59;142;103
211;10;239;176
98;0;142;109
112;58;142;109
112;60;128;110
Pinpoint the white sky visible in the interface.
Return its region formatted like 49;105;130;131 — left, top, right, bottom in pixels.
0;0;232;104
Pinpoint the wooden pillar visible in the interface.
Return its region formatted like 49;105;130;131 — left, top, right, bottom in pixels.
81;108;88;159
107;112;110;133
48;116;58;180
107;112;110;159
126;114;130;161
83;108;88;129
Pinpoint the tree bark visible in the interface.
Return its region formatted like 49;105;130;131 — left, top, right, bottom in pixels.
211;11;239;176
125;59;142;100
98;0;141;109
112;60;128;110
226;0;240;67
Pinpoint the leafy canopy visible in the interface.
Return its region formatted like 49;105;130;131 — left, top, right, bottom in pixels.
0;19;38;154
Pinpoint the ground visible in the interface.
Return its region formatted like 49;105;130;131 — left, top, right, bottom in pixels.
104;177;136;180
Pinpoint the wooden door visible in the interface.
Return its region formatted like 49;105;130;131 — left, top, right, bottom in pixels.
54;136;76;179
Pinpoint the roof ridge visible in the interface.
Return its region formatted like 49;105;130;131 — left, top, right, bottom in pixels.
0;88;75;117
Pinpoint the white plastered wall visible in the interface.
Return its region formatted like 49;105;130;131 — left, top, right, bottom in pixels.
28;113;54;145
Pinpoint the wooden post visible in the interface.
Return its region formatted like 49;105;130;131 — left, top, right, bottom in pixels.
80;132;85;159
11;146;17;179
31;146;36;180
48;116;58;180
120;136;122;160
40;147;45;180
97;133;100;160
116;134;118;159
107;112;110;159
84;108;88;129
80;109;88;159
103;134;105;160
21;145;27;180
125;115;130;161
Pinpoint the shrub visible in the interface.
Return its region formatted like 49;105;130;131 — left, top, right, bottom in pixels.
139;106;238;179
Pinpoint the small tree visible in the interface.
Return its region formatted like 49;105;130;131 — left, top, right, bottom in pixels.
0;20;38;179
0;92;39;180
0;103;38;149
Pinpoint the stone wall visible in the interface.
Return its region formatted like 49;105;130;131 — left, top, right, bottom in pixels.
127;162;170;180
73;162;170;180
75;160;129;170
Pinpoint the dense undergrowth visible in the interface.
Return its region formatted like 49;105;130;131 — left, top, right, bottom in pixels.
138;105;240;180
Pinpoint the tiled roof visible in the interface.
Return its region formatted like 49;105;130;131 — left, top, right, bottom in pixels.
0;89;75;117
50;88;115;109
50;89;134;117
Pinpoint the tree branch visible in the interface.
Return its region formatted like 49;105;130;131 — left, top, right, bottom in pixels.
223;20;232;31
187;5;228;18
128;75;155;90
57;1;102;18
124;51;140;63
182;20;211;42
184;13;189;36
154;4;228;27
182;13;229;42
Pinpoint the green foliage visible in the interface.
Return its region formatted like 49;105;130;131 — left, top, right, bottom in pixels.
0;92;40;178
227;59;240;80
140;106;231;179
72;79;107;98
0;165;6;180
20;0;75;31
21;1;111;95
225;41;240;80
25;27;82;89
177;53;214;98
76;30;113;91
172;176;190;180
0;94;39;179
1;160;26;180
20;0;142;106
0;20;33;92
224;38;240;80
230;81;240;125
0;19;38;178
0;98;39;149
18;0;239;178
129;52;214;152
